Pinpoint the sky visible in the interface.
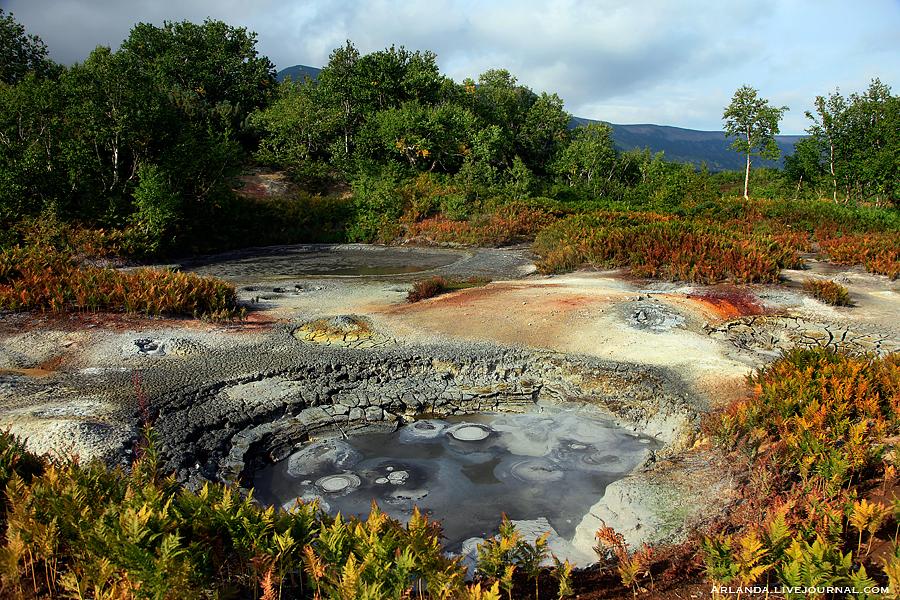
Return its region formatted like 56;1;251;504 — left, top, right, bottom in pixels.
5;0;899;134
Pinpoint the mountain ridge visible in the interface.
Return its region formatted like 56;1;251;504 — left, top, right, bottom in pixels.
276;65;802;171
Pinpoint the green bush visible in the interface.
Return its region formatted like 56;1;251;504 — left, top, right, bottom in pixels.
130;164;182;254
347;168;406;242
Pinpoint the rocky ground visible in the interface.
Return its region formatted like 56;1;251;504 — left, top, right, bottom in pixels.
0;243;897;565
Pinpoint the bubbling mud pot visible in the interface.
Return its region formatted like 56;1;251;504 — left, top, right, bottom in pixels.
253;407;659;557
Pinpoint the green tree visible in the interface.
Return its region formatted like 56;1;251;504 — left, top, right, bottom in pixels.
723;85;788;200
553;123;618;192
0;17;259;242
131;163;181;252
471;69;533;167
0;9;55;84
317;41;363;159
356;45;442;110
60;46;166;212
372;101;475;172
505;155;534;199
454;125;505;199
806;90;848;202
519;92;570;173
783;136;826;198
250;80;339;186
0;74;67;220
120;19;275;135
844;79;899;204
805;79;900;205
59;43;240;222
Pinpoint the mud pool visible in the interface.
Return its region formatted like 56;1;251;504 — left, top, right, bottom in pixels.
253;408;659;551
181;244;464;282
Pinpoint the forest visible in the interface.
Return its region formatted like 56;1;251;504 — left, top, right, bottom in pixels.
1;11;898;262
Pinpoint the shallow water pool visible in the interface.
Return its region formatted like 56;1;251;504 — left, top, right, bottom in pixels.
184;245;464;282
253;408;658;550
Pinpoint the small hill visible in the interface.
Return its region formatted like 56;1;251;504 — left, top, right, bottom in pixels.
276;64;802;171
276;65;321;83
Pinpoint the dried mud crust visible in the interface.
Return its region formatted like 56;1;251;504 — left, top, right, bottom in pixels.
0;321;697;483
706;315;899;358
571;448;739;557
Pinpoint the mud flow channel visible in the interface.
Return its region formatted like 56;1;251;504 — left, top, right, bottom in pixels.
253;406;659;552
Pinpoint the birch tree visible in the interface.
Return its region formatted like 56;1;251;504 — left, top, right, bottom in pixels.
805;91;847;202
723;85;788;200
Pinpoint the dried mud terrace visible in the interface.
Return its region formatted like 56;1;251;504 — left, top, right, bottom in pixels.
0;244;898;564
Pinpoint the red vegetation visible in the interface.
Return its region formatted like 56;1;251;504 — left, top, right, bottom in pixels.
803;278;852;306
406;275;491;303
534;215;797;284
404;203;555;246
818;233;900;279
0;246;238;318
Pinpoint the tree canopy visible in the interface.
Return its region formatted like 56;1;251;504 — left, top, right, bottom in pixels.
0;18;271;247
0;9;55;84
252;43;571;187
803;79;899;204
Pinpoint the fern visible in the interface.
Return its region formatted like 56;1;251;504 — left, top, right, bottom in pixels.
552;555;574;599
475;516;555;599
461;581;502;600
881;551;900;600
848;565;878;600
735;531;770;585
848;499;887;556
701;535;739;584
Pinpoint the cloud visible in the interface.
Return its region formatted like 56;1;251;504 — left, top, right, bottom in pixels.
6;0;900;132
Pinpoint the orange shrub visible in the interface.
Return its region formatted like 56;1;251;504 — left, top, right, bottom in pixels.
0;246;237;317
404;203;555;246
708;347;900;492
406;275;491;303
533;214;795;284
407;276;449;302
803;278;851;306
818;233;900;279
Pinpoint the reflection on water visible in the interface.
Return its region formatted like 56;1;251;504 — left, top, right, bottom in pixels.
253;408;658;550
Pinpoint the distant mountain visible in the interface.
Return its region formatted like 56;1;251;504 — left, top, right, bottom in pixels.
276;65;321;83
276;64;802;171
571;117;803;171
